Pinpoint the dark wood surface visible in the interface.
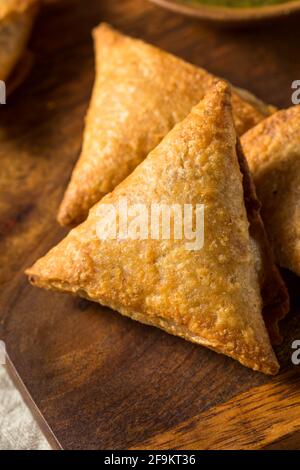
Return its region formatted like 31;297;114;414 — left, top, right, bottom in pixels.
1;0;300;450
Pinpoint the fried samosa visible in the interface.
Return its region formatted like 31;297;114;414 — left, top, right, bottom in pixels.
242;105;300;276
0;0;38;83
57;23;275;228
27;83;285;374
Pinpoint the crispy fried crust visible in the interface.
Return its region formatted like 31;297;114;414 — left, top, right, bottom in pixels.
27;83;279;375
236;141;289;344
242;105;300;277
57;23;275;228
0;0;39;82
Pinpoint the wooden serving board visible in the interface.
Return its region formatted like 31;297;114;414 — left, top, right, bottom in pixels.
1;0;300;450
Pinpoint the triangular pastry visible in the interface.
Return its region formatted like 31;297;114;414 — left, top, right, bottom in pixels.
0;0;39;82
242;105;300;276
27;82;282;374
57;23;275;227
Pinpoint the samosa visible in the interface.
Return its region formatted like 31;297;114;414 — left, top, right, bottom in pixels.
0;0;39;83
242;105;300;276
27;83;287;374
57;23;275;227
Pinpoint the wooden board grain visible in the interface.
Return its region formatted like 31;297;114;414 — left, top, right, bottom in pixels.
0;0;300;450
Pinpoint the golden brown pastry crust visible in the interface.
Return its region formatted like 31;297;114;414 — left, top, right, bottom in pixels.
236;141;289;344
0;0;36;17
57;23;275;228
0;0;39;82
242;105;300;276
27;82;279;375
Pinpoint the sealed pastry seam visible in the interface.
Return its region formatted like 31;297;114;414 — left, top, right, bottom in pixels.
26;274;279;376
235;140;289;344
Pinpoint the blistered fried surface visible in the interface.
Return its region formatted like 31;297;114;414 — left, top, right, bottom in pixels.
27;83;279;375
242;105;300;276
57;23;274;227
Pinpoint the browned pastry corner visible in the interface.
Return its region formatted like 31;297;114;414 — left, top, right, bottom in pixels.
0;0;39;83
57;23;275;228
242;105;300;277
27;82;280;375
